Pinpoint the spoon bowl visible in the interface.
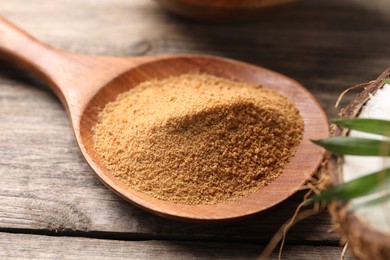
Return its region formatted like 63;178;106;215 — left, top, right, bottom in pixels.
0;17;328;222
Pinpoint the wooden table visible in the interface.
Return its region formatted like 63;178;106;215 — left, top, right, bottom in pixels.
0;0;389;258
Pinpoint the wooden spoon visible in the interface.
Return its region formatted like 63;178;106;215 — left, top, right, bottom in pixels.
0;16;328;222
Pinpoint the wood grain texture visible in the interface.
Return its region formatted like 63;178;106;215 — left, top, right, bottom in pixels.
0;0;389;257
0;232;353;259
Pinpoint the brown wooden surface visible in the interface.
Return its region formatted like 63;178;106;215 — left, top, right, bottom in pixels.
0;0;389;258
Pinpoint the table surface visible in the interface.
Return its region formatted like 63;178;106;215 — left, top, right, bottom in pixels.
0;0;389;259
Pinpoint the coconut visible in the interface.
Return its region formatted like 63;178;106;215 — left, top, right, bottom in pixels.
328;68;390;259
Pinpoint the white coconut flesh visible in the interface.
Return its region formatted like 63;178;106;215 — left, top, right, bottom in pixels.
343;83;390;232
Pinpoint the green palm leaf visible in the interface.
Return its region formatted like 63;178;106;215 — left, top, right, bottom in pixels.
305;168;390;205
309;103;390;209
332;118;390;137
312;137;390;156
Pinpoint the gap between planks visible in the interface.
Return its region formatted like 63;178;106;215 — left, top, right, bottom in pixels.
0;227;341;247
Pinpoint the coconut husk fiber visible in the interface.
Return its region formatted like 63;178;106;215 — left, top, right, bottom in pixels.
328;68;390;260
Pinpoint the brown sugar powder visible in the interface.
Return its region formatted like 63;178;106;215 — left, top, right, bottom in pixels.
93;74;304;205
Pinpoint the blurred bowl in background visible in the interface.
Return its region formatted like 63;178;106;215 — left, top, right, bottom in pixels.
154;0;300;22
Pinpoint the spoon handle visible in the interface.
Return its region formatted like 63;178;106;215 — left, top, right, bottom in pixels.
0;16;85;102
0;16;143;121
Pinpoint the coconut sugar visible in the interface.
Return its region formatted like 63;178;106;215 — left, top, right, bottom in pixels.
93;74;304;205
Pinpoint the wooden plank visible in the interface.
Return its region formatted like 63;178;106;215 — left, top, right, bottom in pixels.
0;0;388;244
0;232;353;259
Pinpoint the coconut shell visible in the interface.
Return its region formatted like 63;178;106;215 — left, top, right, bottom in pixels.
328;68;390;260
